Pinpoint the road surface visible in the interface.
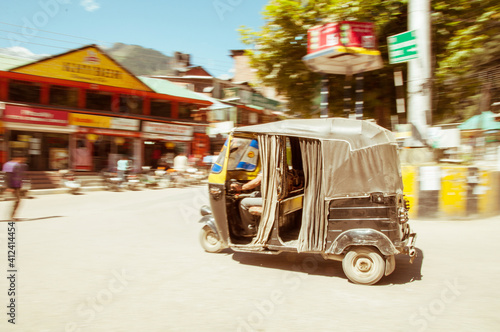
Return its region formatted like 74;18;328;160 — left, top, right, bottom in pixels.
0;186;499;331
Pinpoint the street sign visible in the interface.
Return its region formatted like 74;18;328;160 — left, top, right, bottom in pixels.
387;30;418;64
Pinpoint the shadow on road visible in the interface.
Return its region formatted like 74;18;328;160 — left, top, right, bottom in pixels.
380;248;424;285
231;247;424;285
232;251;347;280
0;216;64;222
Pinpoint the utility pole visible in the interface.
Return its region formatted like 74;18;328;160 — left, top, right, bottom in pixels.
407;0;432;146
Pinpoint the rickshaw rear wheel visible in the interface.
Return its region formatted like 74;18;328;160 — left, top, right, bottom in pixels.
342;246;385;285
200;226;222;253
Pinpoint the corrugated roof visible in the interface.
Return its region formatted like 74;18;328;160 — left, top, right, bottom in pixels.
0;54;34;71
138;76;212;104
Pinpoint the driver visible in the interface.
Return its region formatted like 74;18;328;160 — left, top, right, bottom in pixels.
230;172;262;235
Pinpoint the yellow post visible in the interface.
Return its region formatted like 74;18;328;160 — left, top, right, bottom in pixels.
440;166;467;218
477;170;500;216
402;166;418;219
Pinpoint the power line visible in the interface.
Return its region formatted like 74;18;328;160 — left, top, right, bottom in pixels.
0;36;71;51
0;21;109;44
0;28;87;46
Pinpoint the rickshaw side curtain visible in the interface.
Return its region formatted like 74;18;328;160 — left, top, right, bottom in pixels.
297;138;327;253
325;143;403;198
251;135;282;246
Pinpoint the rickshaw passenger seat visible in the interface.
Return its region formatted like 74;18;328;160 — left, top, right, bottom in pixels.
248;206;263;216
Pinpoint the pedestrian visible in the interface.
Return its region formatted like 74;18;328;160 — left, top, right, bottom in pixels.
117;155;130;180
2;152;28;220
152;146;162;169
173;152;188;171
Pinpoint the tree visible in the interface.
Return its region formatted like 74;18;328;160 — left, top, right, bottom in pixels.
240;0;408;120
241;0;500;124
432;0;500;121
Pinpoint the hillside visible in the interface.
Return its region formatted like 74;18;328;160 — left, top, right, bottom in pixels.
105;42;175;76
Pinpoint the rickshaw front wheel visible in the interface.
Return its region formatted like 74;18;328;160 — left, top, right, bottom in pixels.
342;246;385;285
200;226;222;253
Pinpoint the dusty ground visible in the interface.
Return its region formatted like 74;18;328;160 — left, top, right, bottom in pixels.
0;186;498;332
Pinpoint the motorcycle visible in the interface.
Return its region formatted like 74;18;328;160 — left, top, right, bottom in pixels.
140;167;170;189
184;167;206;186
125;172;141;190
101;170;124;191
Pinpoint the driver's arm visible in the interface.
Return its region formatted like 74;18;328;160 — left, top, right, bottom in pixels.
231;173;262;192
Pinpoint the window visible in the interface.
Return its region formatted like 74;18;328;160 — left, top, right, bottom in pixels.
150;99;172;118
237;108;248;125
86;91;112;111
50;85;78;108
179;103;193;120
8;80;41;104
119;95;143;114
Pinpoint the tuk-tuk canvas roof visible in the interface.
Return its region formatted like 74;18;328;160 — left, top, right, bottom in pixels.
233;118;397;150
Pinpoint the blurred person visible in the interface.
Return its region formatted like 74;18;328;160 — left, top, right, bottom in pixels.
117;155;130;180
173;152;188;171
2;153;28;220
230;172;262;235
152;145;162;169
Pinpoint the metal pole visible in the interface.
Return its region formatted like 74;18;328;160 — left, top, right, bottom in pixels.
408;0;432;146
343;75;352;117
355;73;364;120
320;74;329;118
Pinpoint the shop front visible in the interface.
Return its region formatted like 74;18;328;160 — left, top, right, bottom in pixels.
69;113;141;172
141;121;194;169
2;104;74;171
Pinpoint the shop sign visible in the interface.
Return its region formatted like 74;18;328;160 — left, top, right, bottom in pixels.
141;133;192;142
110;118;140;131
142;121;193;137
192;125;208;134
69;113;111;128
4;105;68;126
11;46;152;92
77;127;141;138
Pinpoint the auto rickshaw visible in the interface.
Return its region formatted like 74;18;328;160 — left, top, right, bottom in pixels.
198;118;416;285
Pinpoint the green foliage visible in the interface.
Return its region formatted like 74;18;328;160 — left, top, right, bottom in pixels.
433;0;500;122
240;0;499;123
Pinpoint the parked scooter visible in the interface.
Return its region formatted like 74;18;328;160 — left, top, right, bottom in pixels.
101;170;124;191
184;167;206;186
125;172;141;190
140;167;170;189
59;170;81;194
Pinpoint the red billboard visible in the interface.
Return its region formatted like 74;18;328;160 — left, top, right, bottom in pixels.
307;21;377;55
4;105;69;126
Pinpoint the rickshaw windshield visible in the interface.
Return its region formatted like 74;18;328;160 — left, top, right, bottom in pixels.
227;138;259;171
211;137;259;173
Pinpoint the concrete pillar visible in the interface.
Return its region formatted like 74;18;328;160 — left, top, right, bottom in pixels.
408;0;432;145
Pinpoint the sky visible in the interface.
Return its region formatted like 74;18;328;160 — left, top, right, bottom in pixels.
0;0;270;78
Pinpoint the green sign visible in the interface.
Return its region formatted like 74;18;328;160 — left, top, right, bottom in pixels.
387;30;418;64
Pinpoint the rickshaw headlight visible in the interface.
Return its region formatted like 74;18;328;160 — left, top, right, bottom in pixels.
200;205;212;216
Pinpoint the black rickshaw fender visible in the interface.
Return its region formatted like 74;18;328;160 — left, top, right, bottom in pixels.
198;214;219;237
327;228;399;257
